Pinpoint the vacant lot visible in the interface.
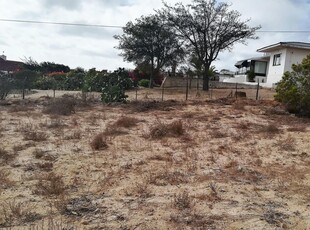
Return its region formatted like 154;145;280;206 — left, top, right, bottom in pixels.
0;89;309;229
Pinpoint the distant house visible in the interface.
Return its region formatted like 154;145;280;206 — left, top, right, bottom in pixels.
0;55;24;74
226;42;310;87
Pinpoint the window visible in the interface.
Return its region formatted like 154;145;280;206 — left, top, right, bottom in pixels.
273;54;281;66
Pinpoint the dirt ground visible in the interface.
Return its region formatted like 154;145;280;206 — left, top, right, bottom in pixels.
0;89;309;229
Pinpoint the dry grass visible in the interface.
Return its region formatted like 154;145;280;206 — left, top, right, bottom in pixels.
90;132;108;150
0;148;15;165
0;92;310;229
113;116;140;128
0;200;41;227
43;97;76;116
149;120;184;139
260;123;281;135
173;190;194;210
0;169;12;189
34;172;66;196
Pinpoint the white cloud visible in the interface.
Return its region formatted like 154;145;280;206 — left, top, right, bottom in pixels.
0;0;309;71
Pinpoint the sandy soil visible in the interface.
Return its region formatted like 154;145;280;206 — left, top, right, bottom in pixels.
0;89;309;229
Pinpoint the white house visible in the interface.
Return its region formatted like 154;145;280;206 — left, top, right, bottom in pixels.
226;42;310;87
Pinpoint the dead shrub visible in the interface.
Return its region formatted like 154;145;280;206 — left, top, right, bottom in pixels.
8;105;32;113
0;148;15;165
43;97;76;116
64;131;82;140
149;120;184;139
128;100;180;112
211;129;228;139
260;123;281;135
23;130;48;142
0;200;41;227
0;169;13;189
34;172;66;196
149;170;188;186
44;118;66;129
173;190;194;210
90;133;108;150
33;148;45;159
104;125;128;136
114;116;140;128
132;181;152;198
232;101;246;110
276;135;296;151
287;125;307;132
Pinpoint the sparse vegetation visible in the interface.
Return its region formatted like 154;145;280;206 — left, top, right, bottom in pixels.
34;172;66;196
90;133;108;150
0;90;309;229
149;120;184;139
43;96;76;115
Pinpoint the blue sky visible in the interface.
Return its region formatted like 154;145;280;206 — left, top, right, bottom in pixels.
0;0;309;71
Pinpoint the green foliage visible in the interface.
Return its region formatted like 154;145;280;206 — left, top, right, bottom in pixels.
101;84;128;103
64;71;85;90
0;73;14;100
23;58;70;73
275;54;310;117
115;14;184;87
12;70;38;89
100;68;133;103
247;70;256;82
35;75;55;90
138;79;150;87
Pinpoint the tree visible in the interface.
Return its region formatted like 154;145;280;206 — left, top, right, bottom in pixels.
23;57;70;74
158;0;261;90
115;14;184;88
12;70;39;99
275;54;310;117
0;73;14;100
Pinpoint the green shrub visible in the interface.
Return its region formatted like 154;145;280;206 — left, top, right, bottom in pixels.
275;54;310;117
0;73;14;100
100;68;133;103
138;79;150;87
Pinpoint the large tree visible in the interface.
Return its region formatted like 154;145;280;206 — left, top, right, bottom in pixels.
158;0;261;90
115;14;184;88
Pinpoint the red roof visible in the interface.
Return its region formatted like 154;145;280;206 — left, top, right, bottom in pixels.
0;58;24;72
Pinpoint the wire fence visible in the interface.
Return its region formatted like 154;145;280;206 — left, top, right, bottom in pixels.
127;79;276;102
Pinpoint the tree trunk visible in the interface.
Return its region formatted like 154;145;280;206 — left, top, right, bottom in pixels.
149;58;154;88
202;72;210;91
202;63;211;91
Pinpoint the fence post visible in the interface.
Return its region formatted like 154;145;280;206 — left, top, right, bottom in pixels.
135;87;138;101
235;83;238;99
161;77;167;102
185;75;189;101
256;81;260;100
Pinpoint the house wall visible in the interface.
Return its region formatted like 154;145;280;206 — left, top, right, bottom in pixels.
266;48;287;87
284;48;310;72
266;48;310;87
225;74;248;83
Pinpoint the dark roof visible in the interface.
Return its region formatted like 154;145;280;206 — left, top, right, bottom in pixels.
257;42;310;52
0;58;24;72
235;56;270;68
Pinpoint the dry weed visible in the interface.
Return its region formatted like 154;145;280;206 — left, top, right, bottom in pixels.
43;97;76;116
0;200;41;227
149;120;184;139
34;172;66;196
90;133;108;150
173;190;194;210
0;148;15;165
276;135;296;151
113;116;140;128
260;123;281;135
0;169;13;189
